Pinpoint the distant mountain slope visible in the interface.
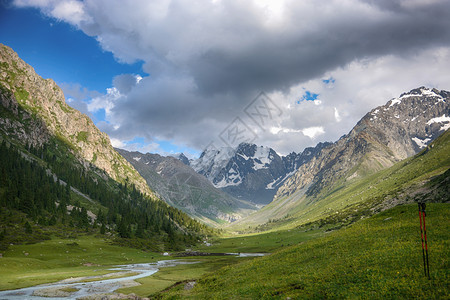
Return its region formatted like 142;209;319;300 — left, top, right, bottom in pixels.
190;142;330;204
229;88;449;230
276;87;449;200
230;121;449;233
0;44;152;196
117;148;257;226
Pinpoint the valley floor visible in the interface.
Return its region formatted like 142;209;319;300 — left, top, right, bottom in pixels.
1;203;448;299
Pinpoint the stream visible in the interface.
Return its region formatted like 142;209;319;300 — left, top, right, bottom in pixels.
0;260;196;300
0;253;268;299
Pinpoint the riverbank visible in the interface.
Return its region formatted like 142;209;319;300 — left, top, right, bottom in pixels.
0;260;196;299
0;235;166;291
0;232;275;298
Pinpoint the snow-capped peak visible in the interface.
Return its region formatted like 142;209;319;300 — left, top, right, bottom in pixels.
190;145;236;180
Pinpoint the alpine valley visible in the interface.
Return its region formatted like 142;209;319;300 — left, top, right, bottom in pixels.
0;43;449;299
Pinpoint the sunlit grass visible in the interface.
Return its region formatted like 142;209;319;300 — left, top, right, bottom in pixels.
117;257;248;297
160;203;449;299
0;234;164;290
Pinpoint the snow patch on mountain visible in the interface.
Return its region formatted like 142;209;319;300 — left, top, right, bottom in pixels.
412;137;431;148
421;88;443;99
426;114;450;126
252;146;272;170
215;167;243;188
389;98;402;107
265;170;297;190
191;146;236;180
440;123;450;131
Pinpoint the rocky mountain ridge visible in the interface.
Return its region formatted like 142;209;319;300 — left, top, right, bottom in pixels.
117;148;257;225
276;87;450;200
0;44;152;196
190;141;330;204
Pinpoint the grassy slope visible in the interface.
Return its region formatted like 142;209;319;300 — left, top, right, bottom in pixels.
161;203;449;299
194;229;322;254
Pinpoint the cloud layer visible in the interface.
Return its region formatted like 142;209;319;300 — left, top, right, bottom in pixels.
14;0;450;155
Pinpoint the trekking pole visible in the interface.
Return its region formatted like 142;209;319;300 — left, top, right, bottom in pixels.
418;202;430;279
421;203;430;279
418;203;426;277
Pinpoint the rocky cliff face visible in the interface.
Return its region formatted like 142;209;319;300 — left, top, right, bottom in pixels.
117;148;257;225
190;142;330;204
0;44;152;196
276;87;450;200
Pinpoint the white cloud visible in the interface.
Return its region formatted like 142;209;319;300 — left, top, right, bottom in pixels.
269;126;302;135
14;0;90;25
121;140;162;154
50;0;89;25
301;127;325;139
110;138;125;148
87;87;121;115
334;107;341;122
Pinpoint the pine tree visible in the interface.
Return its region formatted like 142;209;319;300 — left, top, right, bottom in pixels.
117;218;131;238
100;223;106;234
24;221;32;234
135;222;145;238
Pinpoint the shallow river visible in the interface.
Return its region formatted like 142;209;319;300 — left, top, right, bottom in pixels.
0;253;267;299
0;260;195;300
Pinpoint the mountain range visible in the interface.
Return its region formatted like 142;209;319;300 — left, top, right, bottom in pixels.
1;42;448;231
117;86;449;226
183;87;448;210
230;87;449;228
188;141;331;204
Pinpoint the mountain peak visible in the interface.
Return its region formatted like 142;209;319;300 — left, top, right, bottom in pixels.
175;152;191;165
191;141;329;204
399;86;444;99
276;86;449;200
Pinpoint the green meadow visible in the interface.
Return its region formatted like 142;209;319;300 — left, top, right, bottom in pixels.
159;203;449;299
1;203;447;299
0;234;165;290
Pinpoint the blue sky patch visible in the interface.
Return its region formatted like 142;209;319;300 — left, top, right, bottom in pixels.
322;77;335;84
0;6;143;92
92;109;106;124
298;91;319;103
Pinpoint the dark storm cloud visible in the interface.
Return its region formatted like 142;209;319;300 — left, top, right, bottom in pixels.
186;2;450;96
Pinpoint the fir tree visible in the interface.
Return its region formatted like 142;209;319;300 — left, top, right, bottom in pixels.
24;221;32;234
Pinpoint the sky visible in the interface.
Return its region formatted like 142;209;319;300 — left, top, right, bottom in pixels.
1;0;450;158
